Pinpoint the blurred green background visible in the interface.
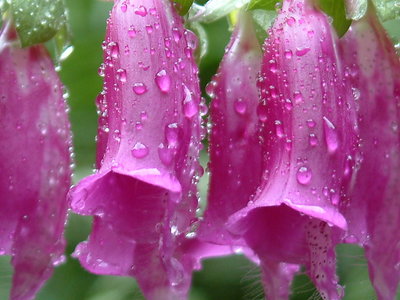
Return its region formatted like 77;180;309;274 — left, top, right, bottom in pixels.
1;0;399;299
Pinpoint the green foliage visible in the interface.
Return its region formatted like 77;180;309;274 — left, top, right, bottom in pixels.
171;0;194;16
10;0;68;47
319;0;352;37
372;0;400;22
247;0;280;11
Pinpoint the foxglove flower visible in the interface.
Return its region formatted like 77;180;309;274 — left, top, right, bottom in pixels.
68;0;203;299
228;0;357;299
0;22;72;300
198;12;299;298
340;8;400;300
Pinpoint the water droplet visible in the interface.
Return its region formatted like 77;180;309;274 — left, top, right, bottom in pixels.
323;117;339;154
140;111;148;121
128;27;137;38
166;123;179;146
98;63;105;77
306;119;316;128
309;134;318;146
116;69;127;83
294;91;303;103
234;98;247;115
275;120;284;138
145;25;153;34
172;27;182;42
295;47;311;56
132;82;148;95
135;6;147;16
284;99;293;110
155;70;171;93
257;105;268;122
131;142;149;158
269;59;277;73
182;85;198;118
108;42;119;59
120;3;127;12
287;17;296;26
285;50;293;59
297;166;312;185
158;143;174;166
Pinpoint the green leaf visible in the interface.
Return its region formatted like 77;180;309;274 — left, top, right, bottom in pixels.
372;0;400;22
251;9;277;44
188;0;250;24
319;0;352;37
10;0;67;47
171;0;194;16
247;0;280;11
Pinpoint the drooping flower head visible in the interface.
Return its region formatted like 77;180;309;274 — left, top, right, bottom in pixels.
0;21;72;300
339;7;400;299
228;0;357;298
68;0;203;298
198;11;299;298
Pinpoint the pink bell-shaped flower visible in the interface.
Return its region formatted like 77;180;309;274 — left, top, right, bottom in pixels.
0;21;72;300
68;0;203;299
228;0;357;299
198;11;299;299
340;8;400;300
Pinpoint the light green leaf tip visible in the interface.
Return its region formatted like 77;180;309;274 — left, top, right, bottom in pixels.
319;0;352;37
247;0;280;11
171;0;194;16
10;0;67;47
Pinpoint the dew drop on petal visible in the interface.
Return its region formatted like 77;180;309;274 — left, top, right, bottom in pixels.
275;120;284;138
131;142;149;158
257;105;268;122
297;166;312;185
309;133;318;146
158;143;174;166
128;27;137;38
294;91;303;103
155;70;171;93
133;82;148;95
116;69;127;83
135;6;147;16
285;50;293;59
323;116;339;154
295;47;311;56
182;85;198;118
234;98;247;115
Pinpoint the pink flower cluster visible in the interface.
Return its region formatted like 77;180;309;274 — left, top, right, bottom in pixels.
0;0;399;299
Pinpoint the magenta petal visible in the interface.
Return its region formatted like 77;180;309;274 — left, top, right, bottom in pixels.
340;11;400;300
197;13;299;296
68;0;202;298
228;0;357;298
0;23;72;300
198;12;263;248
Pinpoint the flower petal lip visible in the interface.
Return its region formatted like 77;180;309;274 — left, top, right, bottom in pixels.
228;0;357;299
339;7;400;300
68;0;203;298
0;21;72;300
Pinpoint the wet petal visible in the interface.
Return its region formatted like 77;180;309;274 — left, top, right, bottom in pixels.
0;22;72;300
68;0;202;298
340;9;400;300
228;0;357;298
